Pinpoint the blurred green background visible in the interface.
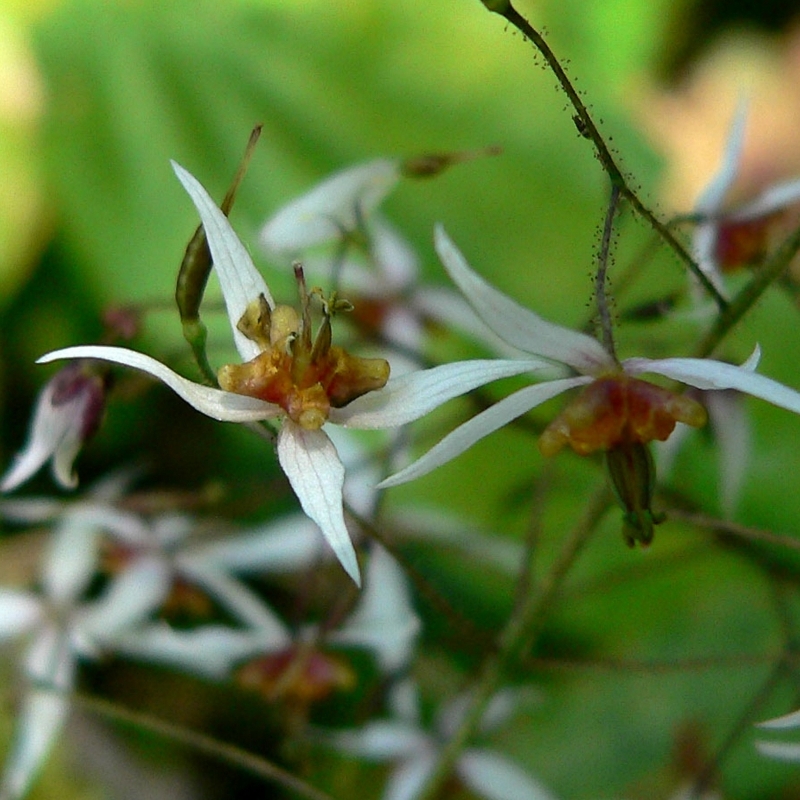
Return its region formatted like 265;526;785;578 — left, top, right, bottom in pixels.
4;0;800;798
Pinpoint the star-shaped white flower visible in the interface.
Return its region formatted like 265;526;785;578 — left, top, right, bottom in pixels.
38;164;544;586
330;680;556;800
0;498;168;800
1;363;105;493
693;100;800;296
380;226;800;494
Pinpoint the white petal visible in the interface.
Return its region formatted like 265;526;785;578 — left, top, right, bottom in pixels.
388;679;422;725
757;708;800;730
370;215;419;289
0;688;70;800
0;378;82;493
729;176;800;222
176;557;291;642
38;346;278;422
0;591;41;642
113;623;278;678
172;161;274;361
458;749;558;800
331;545;420;672
706;390;750;517
0;498;66;523
379;376;591;488
332;721;429;760
188;516;326;574
624;354;800;414
331;359;546;429
694;98;748;216
434;226;613;373
24;625;77;688
40;508;104;605
755;740;800;761
259;159;400;254
79;556;171;643
383;751;437;800
277;423;360;585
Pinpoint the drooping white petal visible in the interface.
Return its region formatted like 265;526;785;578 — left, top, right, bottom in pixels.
331;359;546;430
330;545;420;673
172;161;274;361
38;346;278;423
388;679;422;725
113;623;277;678
625;354;800;414
0;498;66;523
0;591;41;642
434;226;614;374
23;625;76;689
188;516;326;574
755;740;800;761
370;214;419;289
332;721;429;761
706;390;750;517
0;378;84;493
756;708;800;730
379;376;591;488
259;159;400;254
176;557;291;642
277;423;360;585
0;689;70;800
457;749;558;800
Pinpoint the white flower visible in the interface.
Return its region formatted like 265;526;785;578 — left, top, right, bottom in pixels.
1;363;105;493
330;681;555;800
0;500;168;800
37;164;544;585
693;100;800;296
755;707;800;762
380;227;800;503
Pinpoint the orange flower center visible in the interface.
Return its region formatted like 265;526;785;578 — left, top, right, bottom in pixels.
538;373;707;457
217;268;390;430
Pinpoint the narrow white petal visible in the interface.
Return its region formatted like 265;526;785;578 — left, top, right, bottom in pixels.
80;557;171;643
259;159;400;254
189;516;326;574
113;623;279;678
730;176;800;222
458;749;558;800
0;591;41;641
332;721;428;761
24;626;76;688
38;346;278;423
177;557;291;642
379;376;591;488
706;391;750;517
0;689;70;800
331;359;546;429
0;498;66;523
172;161;273;361
330;545;420;672
370;215;419;289
695;98;748;216
757;708;800;730
434;226;613;373
755;740;800;761
277;423;360;585
41;510;103;605
625;355;800;414
384;751;438;800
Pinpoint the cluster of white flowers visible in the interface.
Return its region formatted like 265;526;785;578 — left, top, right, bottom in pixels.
6;128;800;798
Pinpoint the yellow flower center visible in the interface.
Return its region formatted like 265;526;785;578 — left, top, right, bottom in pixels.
217;267;390;430
538;373;707;457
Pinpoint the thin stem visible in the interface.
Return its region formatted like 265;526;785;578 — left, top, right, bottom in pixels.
595;184;621;360
480;0;727;312
73;691;338;800
414;482;611;800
